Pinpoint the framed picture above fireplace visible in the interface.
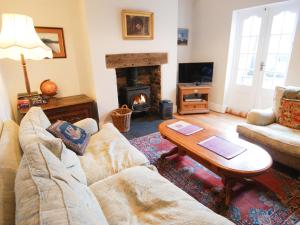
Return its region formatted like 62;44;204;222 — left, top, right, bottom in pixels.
122;10;154;40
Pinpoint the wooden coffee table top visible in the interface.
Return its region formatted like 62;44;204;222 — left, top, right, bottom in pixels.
159;119;272;178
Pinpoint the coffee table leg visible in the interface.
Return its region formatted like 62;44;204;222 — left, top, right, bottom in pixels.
160;147;179;159
225;180;233;206
223;178;234;206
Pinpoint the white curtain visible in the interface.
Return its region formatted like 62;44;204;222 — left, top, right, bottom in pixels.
0;66;12;120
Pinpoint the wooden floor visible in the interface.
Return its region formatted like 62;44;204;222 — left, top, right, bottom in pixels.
174;111;246;136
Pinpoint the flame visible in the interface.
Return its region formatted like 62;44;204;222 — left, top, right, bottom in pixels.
133;94;146;105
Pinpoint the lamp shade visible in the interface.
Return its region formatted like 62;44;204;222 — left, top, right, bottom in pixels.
0;13;53;60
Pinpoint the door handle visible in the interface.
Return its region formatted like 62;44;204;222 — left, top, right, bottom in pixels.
260;62;265;71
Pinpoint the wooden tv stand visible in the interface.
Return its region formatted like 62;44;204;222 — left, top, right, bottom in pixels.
177;84;210;114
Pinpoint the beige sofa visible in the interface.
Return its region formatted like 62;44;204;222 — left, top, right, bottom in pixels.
0;107;233;225
0;120;21;225
237;86;300;171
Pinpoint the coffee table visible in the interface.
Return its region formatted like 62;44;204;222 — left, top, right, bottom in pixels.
158;119;272;206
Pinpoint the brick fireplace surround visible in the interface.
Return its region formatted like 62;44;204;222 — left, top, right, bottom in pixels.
105;53;168;113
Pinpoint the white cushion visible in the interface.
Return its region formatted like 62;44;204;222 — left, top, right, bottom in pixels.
21;106;51;129
74;118;99;135
19;107;87;185
90;166;234;225
15;143;108;225
246;108;276;126
80;123;149;185
19;107;62;158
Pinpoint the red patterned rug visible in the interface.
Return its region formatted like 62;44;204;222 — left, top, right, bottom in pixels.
130;132;300;225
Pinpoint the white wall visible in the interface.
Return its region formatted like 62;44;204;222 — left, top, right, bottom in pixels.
191;0;286;112
0;0;94;119
82;0;179;123
178;0;195;63
286;10;300;85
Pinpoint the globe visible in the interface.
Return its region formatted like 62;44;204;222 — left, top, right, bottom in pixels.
40;79;58;97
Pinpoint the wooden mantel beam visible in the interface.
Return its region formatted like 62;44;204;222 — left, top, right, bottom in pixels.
105;53;168;69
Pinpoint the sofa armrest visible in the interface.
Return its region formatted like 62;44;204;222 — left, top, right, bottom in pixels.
246;108;276;126
73;118;98;135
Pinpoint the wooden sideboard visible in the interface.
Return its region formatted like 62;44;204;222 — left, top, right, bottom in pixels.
18;95;99;124
177;84;210;114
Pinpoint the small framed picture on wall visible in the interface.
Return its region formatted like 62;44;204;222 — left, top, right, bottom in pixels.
122;10;154;40
178;28;189;46
35;27;67;58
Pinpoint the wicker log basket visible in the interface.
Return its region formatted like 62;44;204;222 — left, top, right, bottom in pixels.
111;105;132;132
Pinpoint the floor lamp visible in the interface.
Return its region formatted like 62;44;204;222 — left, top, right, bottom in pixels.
0;13;53;100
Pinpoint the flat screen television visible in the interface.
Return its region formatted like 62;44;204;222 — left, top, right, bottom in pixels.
178;62;214;85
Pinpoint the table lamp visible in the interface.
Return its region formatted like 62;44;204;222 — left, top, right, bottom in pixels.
0;13;53;99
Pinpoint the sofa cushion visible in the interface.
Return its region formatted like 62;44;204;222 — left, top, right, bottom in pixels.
237;123;300;157
273;86;286;121
74;118;99;135
15;143;108;225
47;120;91;155
19;107;63;158
278;98;300;129
19;107;87;185
90;166;234;225
273;86;300;121
246;108;276;126
283;86;300;100
0;120;3;135
22;106;51;129
0;120;21;225
80;123;149;185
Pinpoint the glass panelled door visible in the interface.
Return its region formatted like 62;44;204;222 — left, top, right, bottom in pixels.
226;7;266;113
226;1;299;112
236;15;262;87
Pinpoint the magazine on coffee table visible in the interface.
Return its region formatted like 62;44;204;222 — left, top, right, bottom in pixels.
167;121;203;136
198;136;247;159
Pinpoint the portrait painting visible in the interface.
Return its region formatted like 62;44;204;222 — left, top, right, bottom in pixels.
122;10;154;40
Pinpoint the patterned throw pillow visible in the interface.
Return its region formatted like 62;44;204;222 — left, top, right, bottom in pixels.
47;120;90;155
278;98;300;129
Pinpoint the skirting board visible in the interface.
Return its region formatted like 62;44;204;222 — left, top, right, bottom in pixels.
173;104;178;113
208;102;226;113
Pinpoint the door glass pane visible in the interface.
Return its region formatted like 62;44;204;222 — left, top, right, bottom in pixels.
268;35;280;53
279;35;292;54
237;16;262;86
249;37;259;53
263;11;297;89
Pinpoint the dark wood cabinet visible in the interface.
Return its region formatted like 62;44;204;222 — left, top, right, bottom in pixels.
18;95;99;124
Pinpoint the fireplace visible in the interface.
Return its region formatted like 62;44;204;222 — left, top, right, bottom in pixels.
105;53;168;114
117;66;161;113
120;85;151;112
118;67;151;113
